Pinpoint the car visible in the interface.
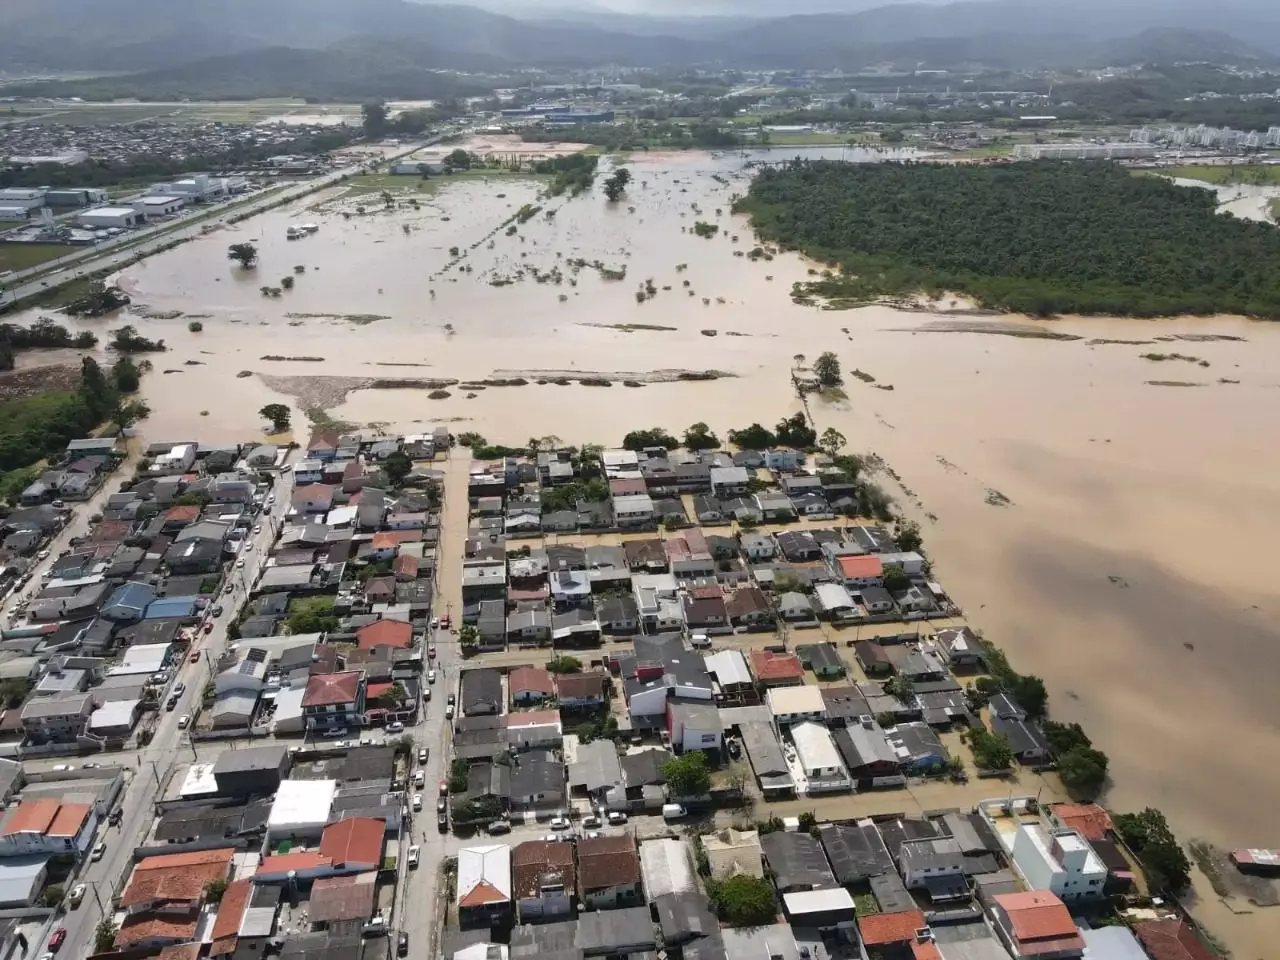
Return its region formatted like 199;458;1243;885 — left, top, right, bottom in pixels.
165;696;178;712
322;727;349;739
437;811;448;832
487;820;511;835
407;845;420;868
582;815;601;829
447;693;456;706
211;604;224;616
36;549;50;561
203;621;214;634
439;614;451;629
412;794;423;811
585;831;602;840
418;747;429;764
549;816;570;830
254;525;263;534
225;585;236;595
436;796;447;813
68;884;86;908
178;715;191;729
51;500;65;509
438;780;449;796
190;650;202;663
398;932;409;957
423;687;431;701
386;721;404;733
414;771;425;788
49;929;65;952
428;645;437;659
444;705;454;719
90;841;106;861
607;811;628;825
174;682;186;696
236;559;246;568
429;616;438;629
245;542;254;551
427;669;436;683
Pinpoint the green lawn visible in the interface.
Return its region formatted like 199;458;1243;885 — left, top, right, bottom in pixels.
0;243;72;275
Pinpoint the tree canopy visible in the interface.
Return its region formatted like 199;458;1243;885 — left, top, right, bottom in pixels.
683;422;720;451
661;751;711;796
622;427;679;451
737;159;1280;318
707;874;778;926
1114;808;1191;891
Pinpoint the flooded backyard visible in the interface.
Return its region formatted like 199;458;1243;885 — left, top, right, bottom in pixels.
8;145;1280;953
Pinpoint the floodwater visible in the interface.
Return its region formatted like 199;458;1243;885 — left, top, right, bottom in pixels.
11;146;1280;953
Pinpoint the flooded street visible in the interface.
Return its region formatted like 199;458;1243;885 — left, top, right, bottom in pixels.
10;146;1280;953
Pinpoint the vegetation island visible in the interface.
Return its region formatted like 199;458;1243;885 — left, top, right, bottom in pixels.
735;159;1280;319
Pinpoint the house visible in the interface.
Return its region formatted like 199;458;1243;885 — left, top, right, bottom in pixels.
776;591;816;624
555;672;606;709
623;539;668;572
612;493;655;528
750;649;805;687
988;891;1085;959
0;799;95;857
667;700;721;755
682;594;728;631
121;847;235;912
879;551;926;577
568;739;623;796
722;497;763;524
814;582;857;620
506;609;551;645
550;567;591;609
692;495;725;524
760;830;836;892
767;686;827;726
899;838;968;901
833;717;901;784
775;531;822;562
291;484;336;514
886;722;949;773
1009;824;1107;901
709;466;750;498
356;620;413;651
457;844;512;929
552;608;601;646
764;449;804;471
991;714;1052;764
857;911;928;954
461;669;503;716
21;694;93;744
596;594;639;634
833;554;884;588
513;840;575;921
509;750;565;807
934;626;984;667
798;642;845;678
789;721;851;793
509;666;555;705
755;492;795;522
859;586;896;614
854;641;893;676
507;713;564;752
302;671;365;733
702;828;764;880
668;531;715;580
577;835;643;909
102;581;157;622
1132;919;1218;960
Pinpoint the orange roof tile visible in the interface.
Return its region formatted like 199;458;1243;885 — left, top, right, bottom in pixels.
256;851;333;875
837;554;883;579
357;619;412;650
121;847;234;908
509;666;555;696
159;944;202;960
0;798;59;836
394;554;420;579
507;709;560;728
994;892;1083;951
370;531;421;550
459;879;507;908
164;505;201;524
750;649;805;681
911;940;943;960
1132;920;1218;960
210;878;254;944
46;802;91;838
114;910;200;948
1051;803;1113;841
303;670;361;707
858;911;927;947
320;817;385;867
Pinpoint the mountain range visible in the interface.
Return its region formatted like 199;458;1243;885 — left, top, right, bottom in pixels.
1;0;1277;100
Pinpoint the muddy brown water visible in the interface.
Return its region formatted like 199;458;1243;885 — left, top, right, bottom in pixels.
8;147;1280;954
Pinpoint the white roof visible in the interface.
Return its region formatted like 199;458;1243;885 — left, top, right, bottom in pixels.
0;856;50;905
782;887;855;914
267;779;336;830
327;505;358;527
111;643;171;676
457;844;512;903
602;449;638;467
270;686;305;729
81;205;137;216
88;699;139;730
141;195;184;204
632;573;677;595
814;582;855;611
180;762;219;798
766;685;826;716
705;650;751;687
639;837;696;898
612;493;654;510
790;721;844;771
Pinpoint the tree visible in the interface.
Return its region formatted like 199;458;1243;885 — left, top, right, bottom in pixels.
661;751;711;796
227;242;258;268
547;655;582;674
79;356;112;419
683;422;720;452
622;427;679;451
188;320;204;332
818;427;846;458
112;399;151;429
95;920;119;953
1041;720;1092;755
362;101;389;140
880;128;906;143
459;624;479;647
813;351;842;386
895;520;923;553
112;355;142;393
881;563;909;592
287;597;339;634
259;403;291;431
392;733;416;757
445;148;472;170
1058;746;1110;796
0;678;32;709
967;728;1014;770
374;682;407;707
797;811;818;832
727;423;776;450
42;884;64;907
884;675;915;701
707;874;777;926
383;451;412;487
603;167;632;202
1009;674;1048;719
774;412;816;448
1114;808;1191;891
204;878;229;903
281;275;295;290
449;757;470;793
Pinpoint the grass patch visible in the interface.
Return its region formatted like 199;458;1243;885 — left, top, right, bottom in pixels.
0;244;71;274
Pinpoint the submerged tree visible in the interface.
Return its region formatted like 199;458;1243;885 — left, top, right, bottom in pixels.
603;167;632;202
227;242;258;268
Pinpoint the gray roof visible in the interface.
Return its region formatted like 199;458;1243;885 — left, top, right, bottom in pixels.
577;907;656;954
460;668;503;713
869;870;915;914
817;822;895;884
620;749;670;787
759;831;836;891
739;721;790;783
213;744;288;775
510;755;563;798
834;719;897;769
568;739;622;793
652;892;719;945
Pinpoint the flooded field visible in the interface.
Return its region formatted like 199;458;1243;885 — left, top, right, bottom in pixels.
8;145;1280;953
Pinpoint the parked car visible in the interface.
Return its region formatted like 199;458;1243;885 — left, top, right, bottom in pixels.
90;841;106;861
48;930;65;952
407;845;420;868
418;748;428;764
414;771;425;789
606;811;628;825
322;727;348;739
662;803;687;821
439;615;451;629
174;682;186;696
582;815;601;829
428;645;437;659
424;687;431;701
177;715;190;730
398;933;409;957
436;796;447;813
549;816;570;830
438;780;448;796
211;604;224;616
444;705;454;719
412;794;423;812
427;669;436;683
203;621;214;634
236;558;245;568
487;820;511;835
386;721;404;733
68;884;86;908
437;811;448;832
447;693;456;706
190;650;201;663
165;696;178;712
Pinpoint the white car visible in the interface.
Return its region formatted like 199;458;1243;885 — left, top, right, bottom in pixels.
549;816;570;830
177;715;190;729
429;616;438;628
236;559;246;568
412;794;423;811
387;721;405;733
444;705;454;719
427;670;436;683
90;841;107;861
254;525;263;534
606;811;628;825
582;815;601;829
68;884;86;908
408;845;420;868
418;748;428;764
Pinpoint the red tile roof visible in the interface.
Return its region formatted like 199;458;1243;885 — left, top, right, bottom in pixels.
115;911;200;949
370;531;421;550
320;817;385;867
291;483;336;508
357;619;412;650
610;478;647;496
256;851;333;875
510;666;555;697
911;940;943;960
209;877;254;952
513;840;576;899
46;802;91;838
555;672;605;700
394;554;420;579
577;835;640;891
159;944;202;960
1050;803;1113;841
750;649;805;682
0;798;59;836
310;872;377;922
121;848;235;908
838;554;883;579
993;892;1083;954
164;505;201;525
858;911;928;946
303;670;362;707
1132;920;1218;960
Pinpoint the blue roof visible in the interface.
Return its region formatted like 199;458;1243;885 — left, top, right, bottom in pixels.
106;581;156;613
145;596;198;620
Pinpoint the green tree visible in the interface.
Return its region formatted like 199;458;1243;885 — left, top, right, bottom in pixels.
706;874;778;926
281;275;295;290
603;167;632;202
661;751;711;796
227;242;258;268
445;148;472;170
967;728;1014;770
41;884;64;907
727;423;776;450
1009;674;1049;719
881;563;909;592
188;320;204;332
383;450;412;487
287;597;339;634
895;520;923;553
884;675;915;701
818;427;846;458
79;356;112;419
813;351;842;386
459;624;479;647
1042;720;1092;755
1114;808;1191;891
774;412;816;448
0;678;32;708
95;920;119;953
362;101;389;140
880;128;906;143
797;811;818;832
622;427;679;451
547;655;582;674
259;403;291;431
1058;746;1110;796
204;878;228;903
112;355;142;393
683;422;720;451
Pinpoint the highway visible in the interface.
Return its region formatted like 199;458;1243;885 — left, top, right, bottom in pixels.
32;458;296;960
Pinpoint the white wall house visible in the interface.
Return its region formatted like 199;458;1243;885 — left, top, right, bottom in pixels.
1010;825;1107;901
